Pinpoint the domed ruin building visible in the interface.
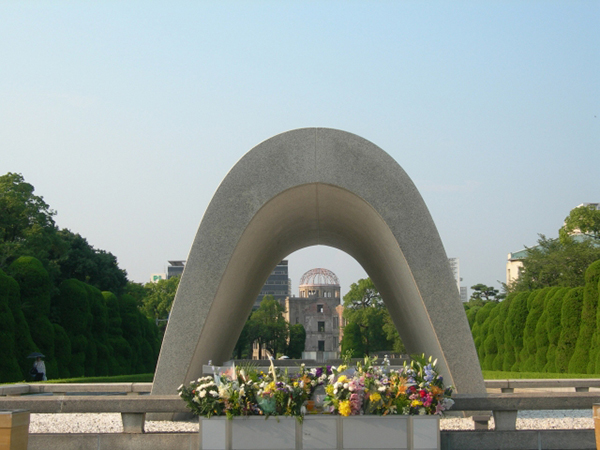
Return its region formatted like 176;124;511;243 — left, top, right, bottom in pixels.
284;268;345;361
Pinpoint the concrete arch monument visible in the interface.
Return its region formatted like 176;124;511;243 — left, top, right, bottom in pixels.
152;128;485;398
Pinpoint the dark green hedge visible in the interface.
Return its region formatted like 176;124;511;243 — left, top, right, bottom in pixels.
555;288;584;373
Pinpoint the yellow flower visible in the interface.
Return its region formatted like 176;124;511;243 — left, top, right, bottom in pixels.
339;400;352;416
325;385;334;395
337;365;347;372
337;375;348;383
411;400;422;407
370;392;382;403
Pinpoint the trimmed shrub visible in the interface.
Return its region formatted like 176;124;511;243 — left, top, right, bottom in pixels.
103;291;132;375
0;269;37;378
556;288;584;373
56;279;91;376
570;260;600;373
533;287;561;371
8;256;52;318
519;289;549;372
544;287;570;373
8;256;57;378
466;306;481;329
504;292;529;371
482;306;501;370
581;261;600;372
492;294;514;371
474;302;498;362
0;270;23;382
53;323;71;378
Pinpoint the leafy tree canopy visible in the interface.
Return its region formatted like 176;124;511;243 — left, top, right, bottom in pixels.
509;234;600;292
247;295;289;358
0;173;129;294
55;229;128;294
560;204;600;243
139;276;180;322
0;173;59;272
342;277;402;356
467;283;505;307
343;278;383;310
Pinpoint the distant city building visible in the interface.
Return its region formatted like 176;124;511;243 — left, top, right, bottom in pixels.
507;203;600;285
167;260;185;279
255;260;290;308
150;273;167;283
448;258;460;292
284;268;344;361
460;286;468;303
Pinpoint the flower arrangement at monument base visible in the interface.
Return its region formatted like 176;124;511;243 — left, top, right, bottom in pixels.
180;355;452;450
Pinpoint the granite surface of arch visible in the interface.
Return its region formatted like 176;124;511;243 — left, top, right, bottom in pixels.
152;128;485;398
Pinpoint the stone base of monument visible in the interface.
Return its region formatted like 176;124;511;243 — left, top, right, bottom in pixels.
199;415;440;450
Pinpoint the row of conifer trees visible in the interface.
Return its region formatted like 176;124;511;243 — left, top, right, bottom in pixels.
0;256;160;382
468;260;600;374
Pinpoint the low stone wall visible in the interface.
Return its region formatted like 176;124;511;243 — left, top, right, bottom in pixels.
26;429;596;450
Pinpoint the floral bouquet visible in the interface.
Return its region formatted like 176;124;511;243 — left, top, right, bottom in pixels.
324;354;453;416
178;354;453;419
178;359;324;419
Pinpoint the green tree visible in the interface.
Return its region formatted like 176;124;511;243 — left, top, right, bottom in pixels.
510;235;600;292
560;204;600;243
287;323;306;359
342;278;398;356
247;296;289;358
469;284;505;306
140;276;180;329
55;229;128;295
340;322;365;358
233;315;253;359
0;173;58;273
382;314;406;355
344;278;383;309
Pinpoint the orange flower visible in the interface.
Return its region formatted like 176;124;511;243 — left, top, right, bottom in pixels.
431;386;443;397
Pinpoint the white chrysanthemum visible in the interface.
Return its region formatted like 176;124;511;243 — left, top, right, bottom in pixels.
343;383;349;390
378;386;386;392
333;388;338;395
200;390;206;398
210;391;219;397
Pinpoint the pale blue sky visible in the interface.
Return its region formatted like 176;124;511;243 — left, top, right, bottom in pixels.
2;1;598;296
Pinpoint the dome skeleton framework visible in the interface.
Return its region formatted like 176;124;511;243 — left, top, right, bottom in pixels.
299;268;340;287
